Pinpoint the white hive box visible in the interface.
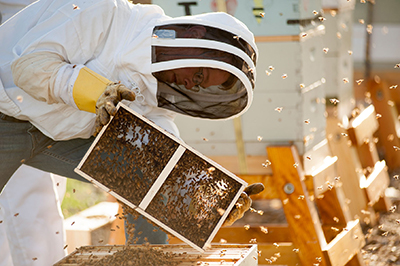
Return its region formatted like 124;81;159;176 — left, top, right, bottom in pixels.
153;0;327;173
152;0;322;36
321;0;355;10
74;103;247;252
322;1;355;118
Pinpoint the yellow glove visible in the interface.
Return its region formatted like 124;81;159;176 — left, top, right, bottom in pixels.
223;183;265;227
72;67;135;135
94;83;135;135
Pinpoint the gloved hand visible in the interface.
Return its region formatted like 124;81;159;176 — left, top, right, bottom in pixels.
93;83;136;136
223;183;265;226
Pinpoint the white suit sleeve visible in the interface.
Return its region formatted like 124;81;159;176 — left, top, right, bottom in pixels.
11;51;84;106
10;0;130;110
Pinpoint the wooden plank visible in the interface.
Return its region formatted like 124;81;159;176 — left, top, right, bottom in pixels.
304;156;338;196
303;139;333;175
348;105;379;146
257;242;301;265
209;156;273;176
322;220;366;266
255;25;325;43
238;175;279;199
255;35;300;42
266;146;328;266
108;203;126;245
361;160;390;207
316;187;350;243
326;116;371;222
170;225;292;245
367;78;400;170
355;141;380;169
212;224;292;244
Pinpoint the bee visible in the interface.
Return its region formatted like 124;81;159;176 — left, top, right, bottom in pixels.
323;48;329;54
281;74;288;79
318;16;326;22
359;19;365;24
390;85;398;89
356;79;364;85
72;4;80;10
312;10;318;15
367;24;373;34
330;98;339;105
343;78;349;83
260;226;268;234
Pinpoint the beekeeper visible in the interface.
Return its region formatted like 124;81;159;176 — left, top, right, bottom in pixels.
0;0;258;247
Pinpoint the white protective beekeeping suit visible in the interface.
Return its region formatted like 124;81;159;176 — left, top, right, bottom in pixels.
0;1;67;266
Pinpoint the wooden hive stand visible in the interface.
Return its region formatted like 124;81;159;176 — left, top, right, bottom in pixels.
366;78;400;171
326;103;393;227
346;104;392;213
214;144;366;266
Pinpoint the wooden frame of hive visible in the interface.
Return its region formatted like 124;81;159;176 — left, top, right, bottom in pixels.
54;244;258;265
75;103;247;252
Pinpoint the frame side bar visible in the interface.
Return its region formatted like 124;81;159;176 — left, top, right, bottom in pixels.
138;145;186;210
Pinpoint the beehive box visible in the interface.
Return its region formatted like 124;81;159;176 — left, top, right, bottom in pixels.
322;3;355;118
54;244;258;266
152;0;322;36
74;103;247;252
